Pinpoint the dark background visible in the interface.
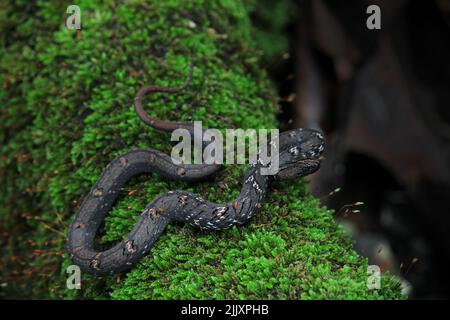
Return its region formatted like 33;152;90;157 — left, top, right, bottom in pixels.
268;0;450;299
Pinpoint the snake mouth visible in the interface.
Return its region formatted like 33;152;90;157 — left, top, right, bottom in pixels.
276;157;323;180
300;158;322;174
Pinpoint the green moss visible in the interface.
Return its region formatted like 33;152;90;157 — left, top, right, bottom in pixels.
0;0;402;299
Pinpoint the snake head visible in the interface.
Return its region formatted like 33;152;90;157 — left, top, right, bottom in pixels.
275;128;325;180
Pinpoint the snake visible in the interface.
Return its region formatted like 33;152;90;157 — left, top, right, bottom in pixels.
66;67;325;276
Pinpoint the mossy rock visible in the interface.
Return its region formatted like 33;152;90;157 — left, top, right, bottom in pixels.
0;0;402;299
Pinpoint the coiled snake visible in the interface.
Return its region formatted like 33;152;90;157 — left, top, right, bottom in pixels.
67;69;325;276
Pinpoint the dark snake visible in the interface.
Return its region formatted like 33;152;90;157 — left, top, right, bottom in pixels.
67;68;325;276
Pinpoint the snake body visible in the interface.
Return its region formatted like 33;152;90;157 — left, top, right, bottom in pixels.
67;72;325;276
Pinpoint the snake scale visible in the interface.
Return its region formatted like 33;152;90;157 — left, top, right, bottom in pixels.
67;68;325;276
